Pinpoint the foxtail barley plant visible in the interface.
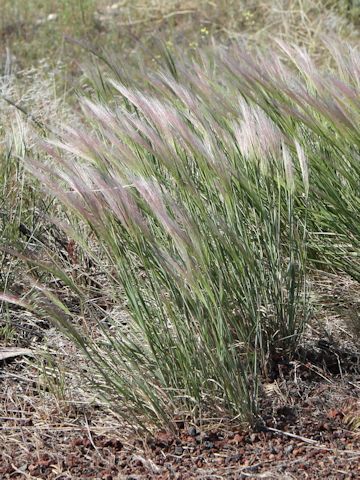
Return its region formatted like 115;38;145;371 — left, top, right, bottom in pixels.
4;40;359;430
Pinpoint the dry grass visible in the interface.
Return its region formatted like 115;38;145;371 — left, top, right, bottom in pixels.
310;271;360;347
0;313;135;478
0;0;359;70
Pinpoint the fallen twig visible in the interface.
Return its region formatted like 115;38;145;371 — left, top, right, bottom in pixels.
265;426;318;444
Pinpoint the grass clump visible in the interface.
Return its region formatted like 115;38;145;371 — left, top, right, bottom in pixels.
2;38;359;433
5;43;313;431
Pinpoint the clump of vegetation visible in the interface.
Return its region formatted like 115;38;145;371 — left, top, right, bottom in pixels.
0;2;359;435
3;44;313;430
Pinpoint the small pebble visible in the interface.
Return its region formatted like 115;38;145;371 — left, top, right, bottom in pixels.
174;446;183;456
203;440;214;449
285;444;294;455
188;426;197;436
233;433;244;444
226;453;241;464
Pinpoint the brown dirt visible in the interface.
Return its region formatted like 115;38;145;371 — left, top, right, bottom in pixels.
1;360;359;479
